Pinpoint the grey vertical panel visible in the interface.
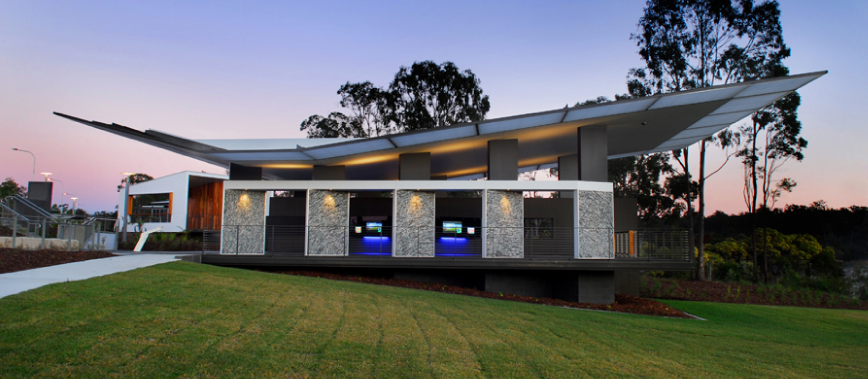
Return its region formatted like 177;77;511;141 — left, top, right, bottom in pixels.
393;190;435;257
221;190;266;254
614;197;639;232
229;163;262;181
484;190;523;258
312;165;346;180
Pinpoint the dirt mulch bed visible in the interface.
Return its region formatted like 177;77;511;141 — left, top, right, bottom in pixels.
642;277;868;310
0;249;116;274
276;270;692;318
0;226;25;237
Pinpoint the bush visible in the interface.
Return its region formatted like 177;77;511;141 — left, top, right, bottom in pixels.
711;260;754;282
118;232;203;251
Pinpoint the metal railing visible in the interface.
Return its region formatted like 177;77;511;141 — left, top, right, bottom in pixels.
0;215;120;251
0;196;53;219
128;213;172;224
614;229;691;260
209;225;688;261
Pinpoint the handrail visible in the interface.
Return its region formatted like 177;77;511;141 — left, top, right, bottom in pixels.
0;202;30;222
207;225;689;261
1;196;53;219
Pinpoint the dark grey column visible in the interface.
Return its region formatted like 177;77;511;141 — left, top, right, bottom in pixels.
557;155;578;181
577;125;608;182
614;270;640;297
578;271;615;304
399;153;431;180
484;272;552;298
487;139;518;180
312;165;346;180
229;163;262;181
557;154;578;198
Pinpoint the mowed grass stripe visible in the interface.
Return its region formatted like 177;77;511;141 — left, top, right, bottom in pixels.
1;262;867;378
408;296;484;378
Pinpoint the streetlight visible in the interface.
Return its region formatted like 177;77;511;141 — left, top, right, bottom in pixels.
120;173;135;242
45;175;64;211
11;148;35;181
40;172;52;182
62;192;70;214
70;196;78;216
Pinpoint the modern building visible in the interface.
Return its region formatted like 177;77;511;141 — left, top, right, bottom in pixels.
118;171;227;233
57;71;825;303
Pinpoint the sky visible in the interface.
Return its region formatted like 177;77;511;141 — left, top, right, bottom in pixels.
1;0;866;214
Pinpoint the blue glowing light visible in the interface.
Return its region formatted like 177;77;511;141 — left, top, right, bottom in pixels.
362;236;391;240
350;252;391;256
438;237;468;242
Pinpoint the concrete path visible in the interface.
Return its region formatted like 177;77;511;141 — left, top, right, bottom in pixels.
0;254;182;300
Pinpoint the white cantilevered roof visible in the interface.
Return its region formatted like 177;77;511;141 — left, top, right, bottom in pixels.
54;71;825;180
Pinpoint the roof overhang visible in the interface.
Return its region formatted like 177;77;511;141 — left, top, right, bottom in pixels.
54;71;825;180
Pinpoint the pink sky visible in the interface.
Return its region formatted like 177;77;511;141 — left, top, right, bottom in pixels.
1;1;866;214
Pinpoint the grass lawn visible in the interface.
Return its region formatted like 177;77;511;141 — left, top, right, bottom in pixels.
1;262;866;378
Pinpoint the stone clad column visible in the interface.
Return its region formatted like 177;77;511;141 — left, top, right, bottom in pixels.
574;125;614;259
393;190;435;257
577;190;614;258
483;190;523;258
221;190;266;254
306;190;349;256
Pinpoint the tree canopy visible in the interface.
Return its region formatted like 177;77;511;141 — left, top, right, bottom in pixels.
628;0;800;281
301;61;490;138
0;178;26;199
117;173;154;192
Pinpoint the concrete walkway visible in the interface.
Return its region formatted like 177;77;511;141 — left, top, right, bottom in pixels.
0;254;182;300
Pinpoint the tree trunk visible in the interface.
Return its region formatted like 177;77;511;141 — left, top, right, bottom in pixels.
761;211;769;283
750;124;759;281
697;141;707;281
683;148;695;278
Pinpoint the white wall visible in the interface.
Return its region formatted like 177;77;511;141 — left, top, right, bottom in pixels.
118;171;227;233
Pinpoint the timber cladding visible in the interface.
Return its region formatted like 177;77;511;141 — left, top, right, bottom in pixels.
188;181;224;230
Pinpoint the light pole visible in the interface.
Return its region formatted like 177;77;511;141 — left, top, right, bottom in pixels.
11;148;35;181
40;172;52;182
48;177;64;211
121;173;135;243
70;197;78;216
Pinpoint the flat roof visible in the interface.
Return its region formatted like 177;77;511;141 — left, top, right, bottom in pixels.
55;71;825;180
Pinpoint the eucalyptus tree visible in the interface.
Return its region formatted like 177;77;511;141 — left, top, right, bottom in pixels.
387;61;490;132
739;88;806;281
629;0;794;280
300;112;367;138
301;61;490;137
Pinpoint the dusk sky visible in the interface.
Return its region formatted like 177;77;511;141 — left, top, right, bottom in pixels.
2;1;865;214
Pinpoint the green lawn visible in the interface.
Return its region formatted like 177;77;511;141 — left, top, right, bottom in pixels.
1;262;866;378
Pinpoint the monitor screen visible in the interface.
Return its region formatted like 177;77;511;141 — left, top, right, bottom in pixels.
443;221;462;233
366;222;382;232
